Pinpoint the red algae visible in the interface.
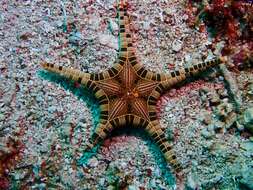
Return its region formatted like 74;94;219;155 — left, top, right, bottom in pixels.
0;138;24;189
187;0;253;45
232;44;253;71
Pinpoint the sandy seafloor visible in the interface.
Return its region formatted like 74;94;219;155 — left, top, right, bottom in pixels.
0;0;253;189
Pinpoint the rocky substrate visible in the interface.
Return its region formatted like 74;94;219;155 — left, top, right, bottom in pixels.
0;0;252;189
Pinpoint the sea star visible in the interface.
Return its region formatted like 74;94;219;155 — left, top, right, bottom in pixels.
41;0;226;178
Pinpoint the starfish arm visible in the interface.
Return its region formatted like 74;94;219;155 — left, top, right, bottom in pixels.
119;61;137;89
90;123;113;147
135;56;226;84
41;62;90;84
131;61;172;82
147;57;226;106
145;122;182;172
90;62;123;81
41;63;110;102
90;114;150;147
109;98;128;120
96;79;122;95
164;56;226;87
135;80;159;96
117;1;134;56
130;98;149;120
115;1;168;83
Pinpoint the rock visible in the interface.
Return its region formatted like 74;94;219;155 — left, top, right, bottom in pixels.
63;125;71;137
201;111;212;125
36;94;44;103
40;20;55;33
243;108;253;133
98;34;118;50
164;7;175;15
212;143;228;157
99;178;105;186
120;161;127;170
19;31;34;40
128;185;139;190
107;185;115;190
203;140;214;151
0;144;11;155
209;94;220;106
172;39;183;52
214;101;237;129
185;173;200;190
219;64;242;111
214;41;225;56
199;87;211;94
150;178;157;188
48;106;57;113
236;121;245;131
69;31;83;46
201;128;214;139
221;103;234;116
241;141;253;153
224;112;237;129
247;83;253;96
142;20;150;30
88;157;99;167
217;89;229;98
202;175;224;189
32;183;46;189
213;120;225;133
201;129;212;139
239;166;253;190
0;113;5;121
154;167;161;177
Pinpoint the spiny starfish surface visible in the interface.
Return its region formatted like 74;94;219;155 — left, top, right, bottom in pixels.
41;1;226;176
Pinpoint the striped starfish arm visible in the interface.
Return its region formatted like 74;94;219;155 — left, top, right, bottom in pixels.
163;56;226;87
117;1;134;58
116;1;171;83
120;59;137;89
41;63;108;102
109;98;127;120
90;114;149;145
126;54;171;82
135;80;159;96
41;63;91;83
140;56;226;84
42;62;123;82
96;79;122;95
145;123;182;172
89;62;123;81
41;63;111;125
147;56;226;106
130;98;150;121
91;115;183;173
90;122;113;147
133;63;170;82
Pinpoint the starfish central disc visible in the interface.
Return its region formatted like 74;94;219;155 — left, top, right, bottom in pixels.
125;88;139;99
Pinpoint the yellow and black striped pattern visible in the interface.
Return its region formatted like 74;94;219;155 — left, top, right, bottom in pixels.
41;0;227;176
